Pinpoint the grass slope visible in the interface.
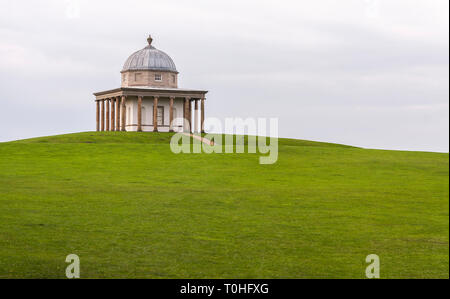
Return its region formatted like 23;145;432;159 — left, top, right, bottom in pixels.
0;132;448;278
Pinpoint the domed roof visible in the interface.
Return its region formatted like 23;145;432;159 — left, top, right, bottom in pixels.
122;35;178;73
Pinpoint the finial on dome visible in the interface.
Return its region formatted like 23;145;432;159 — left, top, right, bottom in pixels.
147;35;153;46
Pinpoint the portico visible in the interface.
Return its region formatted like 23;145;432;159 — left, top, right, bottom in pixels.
94;87;207;133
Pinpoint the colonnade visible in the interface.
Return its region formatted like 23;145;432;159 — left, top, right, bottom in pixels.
96;96;205;133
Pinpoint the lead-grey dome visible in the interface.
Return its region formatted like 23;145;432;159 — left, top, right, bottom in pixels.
122;36;178;73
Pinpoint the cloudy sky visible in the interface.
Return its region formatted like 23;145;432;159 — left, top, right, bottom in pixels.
0;0;448;151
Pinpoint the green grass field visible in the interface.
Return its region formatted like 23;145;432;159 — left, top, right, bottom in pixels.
0;132;448;278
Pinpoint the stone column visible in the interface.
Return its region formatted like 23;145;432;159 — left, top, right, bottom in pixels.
96;100;100;132
106;99;110;131
184;97;190;133
153;97;159;132
101;99;105;131
194;99;199;134
169;97;174;132
201;97;205;134
115;97;120;131
189;100;192;133
111;98;115;131
121;96;126;131
137;96;143;132
183;99;186;122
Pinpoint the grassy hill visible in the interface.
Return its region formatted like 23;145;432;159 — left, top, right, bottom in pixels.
0;132;448;278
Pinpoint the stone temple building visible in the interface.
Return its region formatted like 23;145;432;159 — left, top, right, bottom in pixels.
93;35;208;133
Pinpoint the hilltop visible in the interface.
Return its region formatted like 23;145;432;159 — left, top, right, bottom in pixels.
0;132;448;278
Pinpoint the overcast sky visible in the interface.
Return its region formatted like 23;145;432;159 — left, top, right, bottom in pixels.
0;0;448;151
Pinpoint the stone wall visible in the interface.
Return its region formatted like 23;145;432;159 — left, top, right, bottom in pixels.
121;70;178;88
124;97;185;132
